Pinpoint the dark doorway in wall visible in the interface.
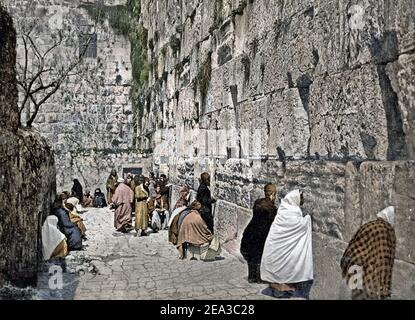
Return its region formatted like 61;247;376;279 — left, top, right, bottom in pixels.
122;167;143;179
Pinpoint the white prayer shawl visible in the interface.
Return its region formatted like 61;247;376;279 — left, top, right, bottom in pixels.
168;206;188;228
377;206;395;227
42;216;66;261
261;190;314;284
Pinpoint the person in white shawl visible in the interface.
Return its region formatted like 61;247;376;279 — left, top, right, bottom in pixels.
42;216;68;260
261;190;314;299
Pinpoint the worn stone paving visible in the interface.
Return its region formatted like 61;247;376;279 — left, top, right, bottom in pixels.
35;208;274;300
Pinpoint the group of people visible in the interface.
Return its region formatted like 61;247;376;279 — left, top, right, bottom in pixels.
240;184;397;300
109;170;221;261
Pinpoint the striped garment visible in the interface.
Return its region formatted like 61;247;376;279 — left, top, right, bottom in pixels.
341;218;396;299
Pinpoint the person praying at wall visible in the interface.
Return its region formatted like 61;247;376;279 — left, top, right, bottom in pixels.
168;187;191;245
135;176;150;237
52;197;83;252
176;201;222;261
93;188;107;208
112;178;135;234
197;172;216;233
341;206;396;300
261;190;314;300
71;179;83;202
106;169;118;205
240;183;278;283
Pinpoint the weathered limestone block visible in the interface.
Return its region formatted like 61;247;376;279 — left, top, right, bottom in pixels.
310;65;389;160
387;53;415;160
392;260;415;300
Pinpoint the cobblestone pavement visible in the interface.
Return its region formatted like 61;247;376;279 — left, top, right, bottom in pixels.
35;208;275;300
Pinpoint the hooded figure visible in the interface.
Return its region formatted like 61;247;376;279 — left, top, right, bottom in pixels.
261;190;314;299
93;188;107;208
196;173;216;233
106;169;118;204
241;183;278;283
71;179;83;202
341;206;396;300
42;216;68;260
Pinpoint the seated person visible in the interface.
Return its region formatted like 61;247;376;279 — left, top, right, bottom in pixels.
52;197;83;251
42;215;68;260
93;188;107;208
151;193;170;232
168;187;191;245
82;190;93;208
65;202;87;239
176;201;222;261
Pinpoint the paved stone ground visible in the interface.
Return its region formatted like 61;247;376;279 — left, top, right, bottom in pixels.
35;208;275;300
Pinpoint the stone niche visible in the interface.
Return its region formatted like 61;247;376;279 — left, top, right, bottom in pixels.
0;6;56;287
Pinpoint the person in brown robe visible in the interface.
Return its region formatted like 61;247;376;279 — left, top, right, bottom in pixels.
82;190;93;208
169;187;191;245
176;201;221;261
112;178;135;233
135;177;150;237
106;169;118;205
174;186;190;210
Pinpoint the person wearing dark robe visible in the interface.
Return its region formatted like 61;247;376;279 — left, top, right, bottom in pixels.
52;197;82;251
71;179;83;202
196;172;216;233
240;183;278;283
93;188;107;208
157;174;170;211
106;169;118;205
341;206;396;300
112;178;135;233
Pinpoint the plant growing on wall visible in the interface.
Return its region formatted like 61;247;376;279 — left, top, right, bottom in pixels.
14;14;97;128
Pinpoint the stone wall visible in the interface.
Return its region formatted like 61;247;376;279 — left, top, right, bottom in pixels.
4;0;147;193
0;5;56;287
137;0;415;299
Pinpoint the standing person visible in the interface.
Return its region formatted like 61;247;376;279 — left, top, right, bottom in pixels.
341;206;396;300
148;172;157;198
241;183;278;283
112;178;134;233
196;172;216;233
158;174;170;211
71;179;83;202
261;190;314;300
106;169;118;205
169;187;191;245
135;176;150;237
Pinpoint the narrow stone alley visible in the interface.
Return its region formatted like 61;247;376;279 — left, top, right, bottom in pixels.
35;208;273;300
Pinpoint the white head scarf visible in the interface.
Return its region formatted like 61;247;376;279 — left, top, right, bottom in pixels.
261;190;314;284
66;197;79;206
117;178;125;184
42;216;66;261
377;206;395;227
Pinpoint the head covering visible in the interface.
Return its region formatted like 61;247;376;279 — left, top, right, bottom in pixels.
42;216;66;260
191;201;202;211
261;190;313;284
264;183;277;198
377;206;395;227
66;197;80;207
117;177;125;183
201;172;210;185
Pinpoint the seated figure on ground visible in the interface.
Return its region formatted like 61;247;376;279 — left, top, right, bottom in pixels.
82;190;93;208
93;188;107;208
151;189;170;232
64;202;87;239
176;201;222;261
261;190;314;300
52;197;83;251
42;215;68;260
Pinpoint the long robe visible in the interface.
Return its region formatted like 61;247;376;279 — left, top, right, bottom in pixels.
112;183;134;232
240;198;277;264
197;183;214;233
135;185;149;231
261;190;313;284
341;216;396;299
42;216;67;260
177;210;214;259
52;208;82;251
69;211;87;236
106;174;118;204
